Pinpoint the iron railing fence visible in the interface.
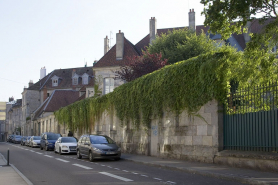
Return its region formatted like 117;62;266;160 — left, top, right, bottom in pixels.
223;82;278;152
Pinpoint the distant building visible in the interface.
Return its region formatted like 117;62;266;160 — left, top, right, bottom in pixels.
22;66;94;136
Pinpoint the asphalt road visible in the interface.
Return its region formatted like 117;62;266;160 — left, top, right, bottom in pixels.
0;142;245;185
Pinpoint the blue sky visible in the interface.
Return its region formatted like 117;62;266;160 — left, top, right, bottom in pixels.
0;0;205;102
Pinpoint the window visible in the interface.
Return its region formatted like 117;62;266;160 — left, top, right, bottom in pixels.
104;78;114;94
53;79;58;86
82;73;89;85
51;75;60;87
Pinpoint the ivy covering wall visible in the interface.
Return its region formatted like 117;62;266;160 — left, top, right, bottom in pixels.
54;45;277;132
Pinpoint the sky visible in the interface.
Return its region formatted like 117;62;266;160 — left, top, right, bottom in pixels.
0;0;206;102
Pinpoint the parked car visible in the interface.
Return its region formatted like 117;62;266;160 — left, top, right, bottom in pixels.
40;132;62;151
21;136;27;145
76;134;121;161
7;135;14;142
25;136;32;146
30;136;41;148
13;135;22;144
54;137;78;155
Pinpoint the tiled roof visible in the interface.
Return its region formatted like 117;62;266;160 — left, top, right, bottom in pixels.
27;66;94;91
93;38;141;68
32;90;79;120
135;25;209;54
94;18;271;69
76;93;86;101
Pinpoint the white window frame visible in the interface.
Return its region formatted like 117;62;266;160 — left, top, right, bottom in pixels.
104;78;114;94
82;73;89;85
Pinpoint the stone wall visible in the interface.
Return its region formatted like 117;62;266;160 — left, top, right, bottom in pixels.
87;99;222;163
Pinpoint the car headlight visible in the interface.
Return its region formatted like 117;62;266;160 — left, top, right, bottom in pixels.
93;147;102;152
62;145;68;148
117;148;121;152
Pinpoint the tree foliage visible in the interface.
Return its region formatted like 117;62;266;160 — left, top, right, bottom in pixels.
201;0;278;50
55;42;277;131
147;28;219;64
114;51;167;82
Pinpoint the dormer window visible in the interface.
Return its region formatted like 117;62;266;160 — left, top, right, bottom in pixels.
72;73;79;85
82;73;89;85
51;75;60;87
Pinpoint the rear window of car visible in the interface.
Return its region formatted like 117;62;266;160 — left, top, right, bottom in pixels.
90;136;115;144
61;137;77;143
47;134;60;140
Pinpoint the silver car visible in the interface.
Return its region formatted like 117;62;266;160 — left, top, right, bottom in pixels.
29;136;41;148
54;137;78;154
25;136;32;146
77;135;121;161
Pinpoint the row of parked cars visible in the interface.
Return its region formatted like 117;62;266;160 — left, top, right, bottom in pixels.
7;132;121;161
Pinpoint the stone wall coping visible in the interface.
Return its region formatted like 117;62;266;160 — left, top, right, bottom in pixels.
217;150;278;161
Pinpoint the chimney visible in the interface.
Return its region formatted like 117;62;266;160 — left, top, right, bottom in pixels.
72;69;76;77
116;30;124;60
28;80;34;87
104;35;110;55
188;9;196;31
149;17;157;44
243;21;251;43
9;97;14;102
40;66;46;80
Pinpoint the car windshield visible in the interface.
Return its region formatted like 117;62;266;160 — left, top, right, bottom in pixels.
47;134;59;140
34;136;41;140
90;136;115;144
61;137;77;143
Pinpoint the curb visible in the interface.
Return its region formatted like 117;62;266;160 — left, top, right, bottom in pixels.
121;157;273;185
0;153;33;185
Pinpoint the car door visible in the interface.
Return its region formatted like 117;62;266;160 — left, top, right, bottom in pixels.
78;137;85;155
84;137;91;156
41;134;46;148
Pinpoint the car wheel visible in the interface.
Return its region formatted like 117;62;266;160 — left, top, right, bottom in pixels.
59;147;62;155
89;151;94;162
77;150;82;159
115;157;120;161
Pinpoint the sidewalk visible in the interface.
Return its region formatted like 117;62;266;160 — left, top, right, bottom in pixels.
121;153;278;185
0;153;32;185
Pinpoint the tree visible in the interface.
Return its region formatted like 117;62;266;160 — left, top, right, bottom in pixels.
93;75;103;98
115;51;167;82
147;28;219;64
201;0;278;50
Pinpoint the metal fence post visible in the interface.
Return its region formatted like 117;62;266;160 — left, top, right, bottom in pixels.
7;148;9;166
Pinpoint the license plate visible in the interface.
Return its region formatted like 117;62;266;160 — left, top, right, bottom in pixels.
106;152;115;154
